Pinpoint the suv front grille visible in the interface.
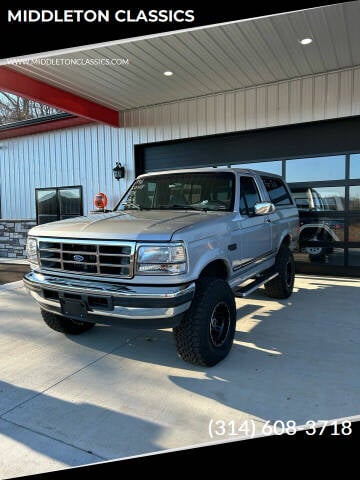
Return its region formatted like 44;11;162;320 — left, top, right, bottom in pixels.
38;239;135;278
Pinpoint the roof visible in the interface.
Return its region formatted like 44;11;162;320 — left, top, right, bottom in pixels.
3;2;360;112
138;167;282;178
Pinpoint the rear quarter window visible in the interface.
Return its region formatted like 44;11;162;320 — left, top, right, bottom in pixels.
261;176;293;206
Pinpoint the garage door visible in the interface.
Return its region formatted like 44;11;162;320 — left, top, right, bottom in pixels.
136;116;360;175
135;117;360;277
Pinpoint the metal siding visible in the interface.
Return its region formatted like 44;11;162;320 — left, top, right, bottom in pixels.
353;68;360;116
301;76;314;122
153;106;164;143
215;95;226;134
235;89;246;131
314;74;326;120
169;103;180;140
124;111;135;191
196;97;207;137
139;109;148;144
162;104;172;140
278;81;290;125
205;96;216;136
179;102;189;139
339;69;353;117
0;124;129;218
289;79;302;124
256;86;267;129
325;72;340;119
267;84;279;127
245;88;256;130
1;67;360;219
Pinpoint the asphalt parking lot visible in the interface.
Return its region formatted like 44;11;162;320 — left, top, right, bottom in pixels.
0;275;359;478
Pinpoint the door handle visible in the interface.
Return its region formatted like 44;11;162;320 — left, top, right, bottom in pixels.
265;218;272;223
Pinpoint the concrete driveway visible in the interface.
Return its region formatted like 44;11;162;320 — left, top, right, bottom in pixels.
0;261;29;285
0;275;359;478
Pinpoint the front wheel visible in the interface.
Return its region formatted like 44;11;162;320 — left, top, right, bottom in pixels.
264;246;295;299
173;277;236;367
41;309;95;334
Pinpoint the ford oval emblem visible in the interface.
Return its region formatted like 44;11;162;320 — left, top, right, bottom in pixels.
73;254;85;262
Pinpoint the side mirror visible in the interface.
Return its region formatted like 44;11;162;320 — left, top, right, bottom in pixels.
254;202;276;215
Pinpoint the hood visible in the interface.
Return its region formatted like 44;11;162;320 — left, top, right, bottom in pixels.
29;210;226;241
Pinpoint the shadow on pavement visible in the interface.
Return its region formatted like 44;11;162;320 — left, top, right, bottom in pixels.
0;380;162;462
0;264;29;284
67;279;360;424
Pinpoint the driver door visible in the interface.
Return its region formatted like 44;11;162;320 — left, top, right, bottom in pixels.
228;175;272;272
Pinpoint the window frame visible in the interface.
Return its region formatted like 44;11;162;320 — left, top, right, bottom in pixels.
239;175;263;217
261;175;294;207
35;185;83;225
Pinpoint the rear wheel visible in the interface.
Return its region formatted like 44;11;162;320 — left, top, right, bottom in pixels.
264;246;295;299
173;277;236;367
41;309;95;334
305;240;326;261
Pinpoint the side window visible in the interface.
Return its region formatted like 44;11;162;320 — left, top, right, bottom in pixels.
240;176;261;216
36;186;83;225
261;176;292;206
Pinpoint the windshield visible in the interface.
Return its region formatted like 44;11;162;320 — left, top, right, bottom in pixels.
116;172;235;212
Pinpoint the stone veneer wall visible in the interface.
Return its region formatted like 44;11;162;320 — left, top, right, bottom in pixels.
0;220;36;258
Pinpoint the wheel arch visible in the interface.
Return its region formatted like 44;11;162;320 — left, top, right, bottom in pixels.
199;259;229;280
279;233;291;250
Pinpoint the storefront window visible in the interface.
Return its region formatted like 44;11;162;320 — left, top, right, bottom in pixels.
290;186;345;212
350;154;360;179
286;155;345;182
294;249;345;266
239;152;360;272
348;219;360;242
348;248;360;266
232;161;282;175
349;186;360;211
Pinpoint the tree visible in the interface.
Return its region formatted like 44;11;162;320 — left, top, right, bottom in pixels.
0;91;63;125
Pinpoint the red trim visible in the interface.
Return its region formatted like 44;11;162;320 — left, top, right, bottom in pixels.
0;67;119;127
0;116;93;140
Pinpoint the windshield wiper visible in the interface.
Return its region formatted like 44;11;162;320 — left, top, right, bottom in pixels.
120;201;142;210
159;204;199;210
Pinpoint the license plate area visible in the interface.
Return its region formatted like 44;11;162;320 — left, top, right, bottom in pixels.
60;298;88;320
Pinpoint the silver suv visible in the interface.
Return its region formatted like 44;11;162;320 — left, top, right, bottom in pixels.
24;168;299;366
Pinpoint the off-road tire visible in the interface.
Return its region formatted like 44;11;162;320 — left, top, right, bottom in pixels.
41;309;95;334
173;277;236;367
264;246;295;299
309;253;326;262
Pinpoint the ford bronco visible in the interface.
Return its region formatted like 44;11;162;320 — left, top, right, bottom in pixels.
24;168;299;366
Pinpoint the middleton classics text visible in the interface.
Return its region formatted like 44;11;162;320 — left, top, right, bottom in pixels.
7;9;196;24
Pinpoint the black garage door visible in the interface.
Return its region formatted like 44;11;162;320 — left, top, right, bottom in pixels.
135;116;360;277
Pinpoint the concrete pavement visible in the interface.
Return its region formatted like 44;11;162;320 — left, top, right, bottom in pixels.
0;264;29;285
0;275;359;478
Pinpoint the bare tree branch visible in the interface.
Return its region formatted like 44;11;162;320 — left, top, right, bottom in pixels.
0;91;63;125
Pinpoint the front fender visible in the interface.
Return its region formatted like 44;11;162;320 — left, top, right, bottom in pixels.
187;237;232;280
299;223;340;242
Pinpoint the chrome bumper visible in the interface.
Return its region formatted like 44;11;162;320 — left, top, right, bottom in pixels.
23;271;195;323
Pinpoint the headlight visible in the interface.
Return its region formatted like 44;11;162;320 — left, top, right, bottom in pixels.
136;243;187;275
26;237;38;265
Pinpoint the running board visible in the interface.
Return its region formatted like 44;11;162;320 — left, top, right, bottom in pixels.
233;272;279;298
